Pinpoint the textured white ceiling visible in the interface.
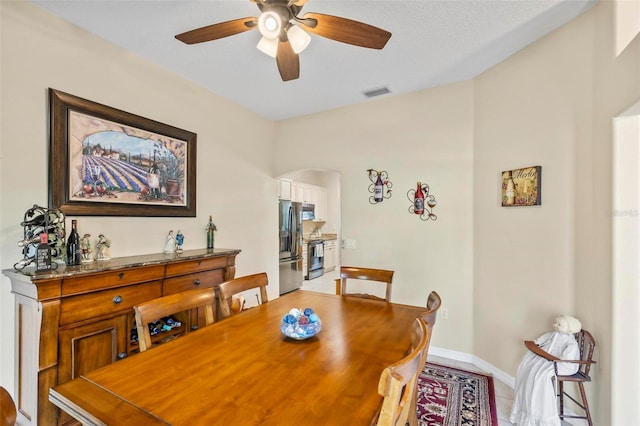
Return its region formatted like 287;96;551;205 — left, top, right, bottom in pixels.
31;0;595;121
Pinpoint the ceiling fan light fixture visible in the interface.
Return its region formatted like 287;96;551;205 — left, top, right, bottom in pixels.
257;36;278;58
287;24;311;54
258;11;282;39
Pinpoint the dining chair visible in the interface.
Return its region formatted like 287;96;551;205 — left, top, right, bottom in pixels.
422;291;441;333
218;272;269;319
408;291;442;426
335;266;394;302
375;317;429;426
133;287;216;352
0;386;17;426
524;329;596;426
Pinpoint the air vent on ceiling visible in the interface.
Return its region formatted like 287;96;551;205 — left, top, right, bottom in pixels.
363;87;391;98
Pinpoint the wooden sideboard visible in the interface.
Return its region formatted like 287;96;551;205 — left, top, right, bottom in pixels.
3;248;240;426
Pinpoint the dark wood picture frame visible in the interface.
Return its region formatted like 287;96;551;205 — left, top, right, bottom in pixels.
49;89;197;217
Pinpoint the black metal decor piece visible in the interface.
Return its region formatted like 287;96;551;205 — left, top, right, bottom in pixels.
15;205;65;270
407;182;438;221
367;169;393;204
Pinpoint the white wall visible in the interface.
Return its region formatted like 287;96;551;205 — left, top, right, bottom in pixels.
0;1;278;394
473;0;592;380
275;82;475;353
474;1;640;423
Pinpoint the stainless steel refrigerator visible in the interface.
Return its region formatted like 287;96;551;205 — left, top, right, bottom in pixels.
279;200;304;295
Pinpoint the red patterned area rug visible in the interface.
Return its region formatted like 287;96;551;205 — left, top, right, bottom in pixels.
416;362;498;426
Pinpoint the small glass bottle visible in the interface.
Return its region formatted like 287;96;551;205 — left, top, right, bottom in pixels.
414;182;425;215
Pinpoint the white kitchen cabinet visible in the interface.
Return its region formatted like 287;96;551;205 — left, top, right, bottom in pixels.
323;240;336;272
314;187;327;221
290;181;327;221
278;179;292;200
292;182;305;203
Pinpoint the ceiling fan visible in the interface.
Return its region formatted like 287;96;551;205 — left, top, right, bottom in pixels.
175;0;392;82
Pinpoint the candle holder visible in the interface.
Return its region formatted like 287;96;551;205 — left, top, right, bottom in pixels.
407;183;438;221
367;169;393;204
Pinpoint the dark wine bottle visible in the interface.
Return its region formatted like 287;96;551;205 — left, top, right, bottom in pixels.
374;172;383;202
206;215;215;249
66;220;82;266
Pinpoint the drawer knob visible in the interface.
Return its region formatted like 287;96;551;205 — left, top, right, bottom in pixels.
113;295;123;304
193;279;201;286
118;352;127;360
118;272;125;280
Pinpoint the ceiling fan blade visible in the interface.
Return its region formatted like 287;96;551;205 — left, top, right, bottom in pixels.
276;39;300;81
175;17;257;44
300;12;391;49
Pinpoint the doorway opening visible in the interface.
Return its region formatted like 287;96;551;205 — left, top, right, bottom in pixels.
612;99;640;423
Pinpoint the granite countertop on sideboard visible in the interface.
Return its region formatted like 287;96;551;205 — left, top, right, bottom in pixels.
3;248;241;280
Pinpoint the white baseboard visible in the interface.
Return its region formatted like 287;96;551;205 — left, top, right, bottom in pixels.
428;345;516;389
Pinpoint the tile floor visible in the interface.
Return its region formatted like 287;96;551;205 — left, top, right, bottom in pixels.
300;269;587;426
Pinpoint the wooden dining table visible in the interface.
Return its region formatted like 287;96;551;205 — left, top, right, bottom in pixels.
49;290;425;425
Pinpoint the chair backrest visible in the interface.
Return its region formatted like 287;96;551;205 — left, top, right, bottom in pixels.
0;386;17;426
376;317;429;426
422;291;442;332
133;287;216;352
218;272;269;319
575;329;596;377
406;292;441;426
335;266;394;302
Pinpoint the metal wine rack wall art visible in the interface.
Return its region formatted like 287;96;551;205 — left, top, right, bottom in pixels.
407;182;438;221
15;204;65;270
367;169;393;204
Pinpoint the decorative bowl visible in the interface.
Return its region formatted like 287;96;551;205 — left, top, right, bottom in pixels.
280;307;322;340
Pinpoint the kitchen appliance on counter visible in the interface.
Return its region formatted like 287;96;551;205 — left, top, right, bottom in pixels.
279;200;304;295
307;239;324;280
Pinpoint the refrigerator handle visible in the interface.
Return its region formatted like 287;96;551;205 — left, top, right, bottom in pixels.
288;206;293;253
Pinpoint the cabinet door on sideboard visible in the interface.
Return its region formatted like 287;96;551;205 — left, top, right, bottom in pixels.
57;315;129;425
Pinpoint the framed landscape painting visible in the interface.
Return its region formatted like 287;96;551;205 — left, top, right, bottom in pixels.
49;89;197;217
501;166;541;207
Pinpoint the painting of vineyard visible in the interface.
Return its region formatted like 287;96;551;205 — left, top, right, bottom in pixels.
68;111;188;207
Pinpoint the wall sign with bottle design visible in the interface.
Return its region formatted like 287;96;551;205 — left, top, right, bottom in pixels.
367;169;393;204
407;182;438;221
501;166;541;207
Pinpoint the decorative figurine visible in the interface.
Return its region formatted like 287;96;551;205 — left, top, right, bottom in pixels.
164;230;176;253
95;234;111;261
175;230;184;252
81;233;93;262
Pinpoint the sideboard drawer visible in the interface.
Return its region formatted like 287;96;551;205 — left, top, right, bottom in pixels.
60;281;162;326
165;257;228;277
62;265;165;295
163;270;225;295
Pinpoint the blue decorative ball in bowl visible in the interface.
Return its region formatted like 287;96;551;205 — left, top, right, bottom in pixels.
280;307;322;340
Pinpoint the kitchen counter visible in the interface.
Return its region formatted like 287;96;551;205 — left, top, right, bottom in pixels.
303;234;337;243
